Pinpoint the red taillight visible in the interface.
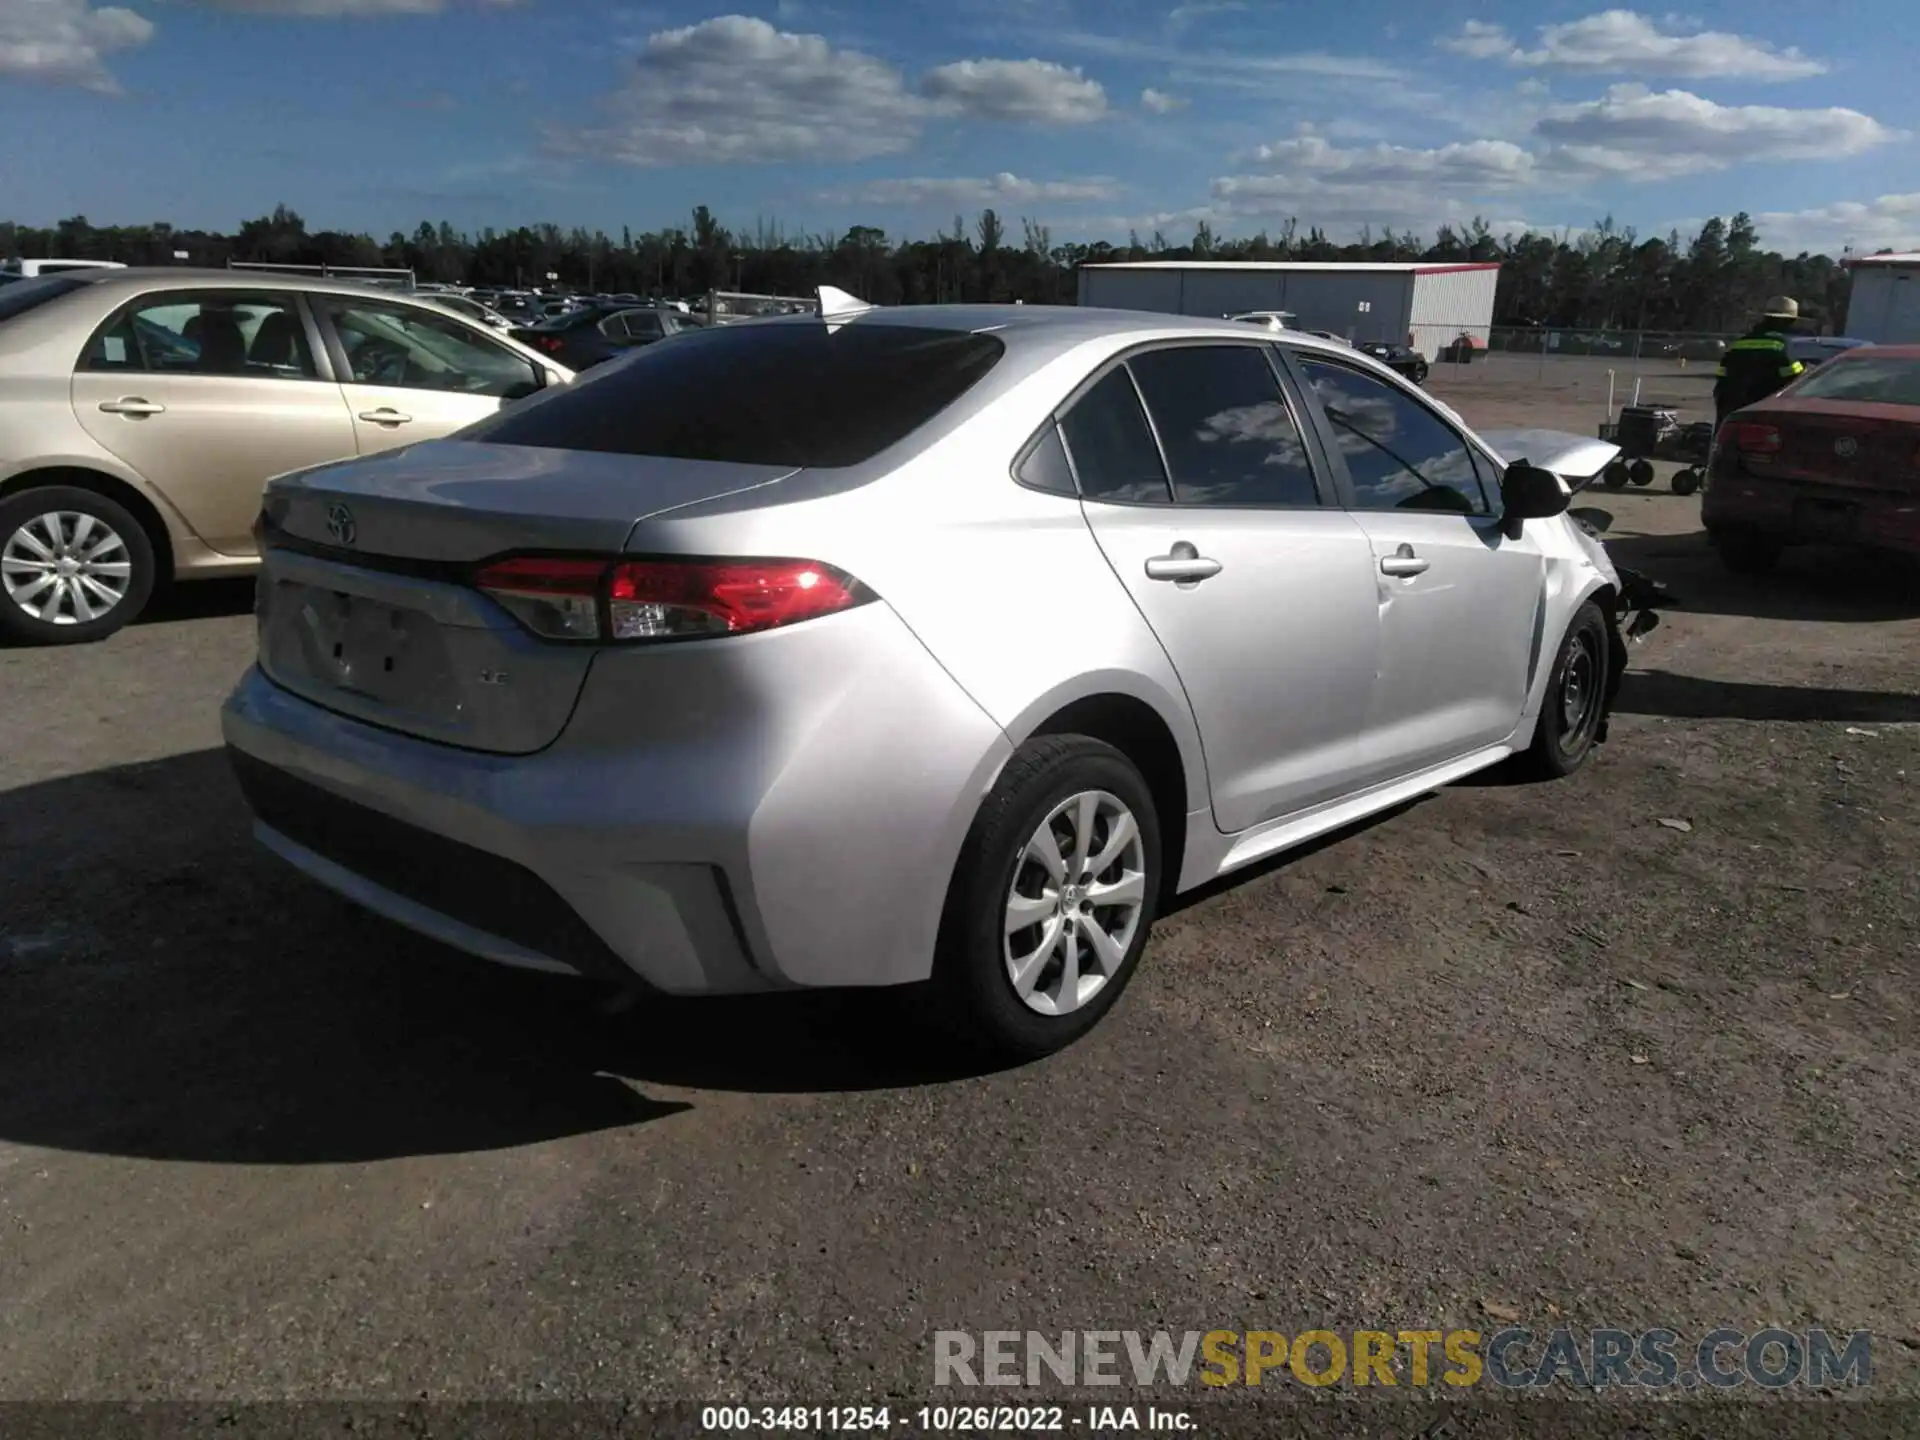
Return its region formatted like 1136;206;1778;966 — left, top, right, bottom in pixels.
473;556;608;641
1726;421;1782;455
607;559;863;640
472;555;866;643
536;336;564;354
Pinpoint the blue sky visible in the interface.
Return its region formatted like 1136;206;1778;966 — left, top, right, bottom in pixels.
1;0;1914;254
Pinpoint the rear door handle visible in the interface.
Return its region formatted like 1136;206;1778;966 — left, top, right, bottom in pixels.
1145;542;1222;584
98;397;165;416
1379;544;1430;578
358;408;413;426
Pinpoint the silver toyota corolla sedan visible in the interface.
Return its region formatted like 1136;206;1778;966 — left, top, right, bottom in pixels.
224;297;1639;1057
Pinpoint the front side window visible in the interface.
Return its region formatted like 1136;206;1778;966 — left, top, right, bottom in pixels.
1127;345;1320;507
82;291;317;379
319;298;539;398
1057;367;1171;503
1296;358;1490;514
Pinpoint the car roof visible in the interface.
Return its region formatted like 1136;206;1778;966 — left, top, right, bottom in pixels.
50;267;430;300
740;302;1366;358
1826;342;1919;358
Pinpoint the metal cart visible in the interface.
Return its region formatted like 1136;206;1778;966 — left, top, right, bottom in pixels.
1596;408;1712;496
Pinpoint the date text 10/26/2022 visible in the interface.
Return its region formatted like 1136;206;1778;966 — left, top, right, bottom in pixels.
701;1406;1195;1433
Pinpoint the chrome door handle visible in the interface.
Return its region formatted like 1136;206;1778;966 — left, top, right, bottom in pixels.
1144;542;1222;584
98;398;165;416
1379;544;1430;577
358;408;413;426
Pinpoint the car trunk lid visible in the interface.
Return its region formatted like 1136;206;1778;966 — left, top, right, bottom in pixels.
254;440;797;753
1737;398;1920;495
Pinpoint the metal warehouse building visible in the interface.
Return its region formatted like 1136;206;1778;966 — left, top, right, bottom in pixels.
1076;260;1501;360
1843;252;1920;344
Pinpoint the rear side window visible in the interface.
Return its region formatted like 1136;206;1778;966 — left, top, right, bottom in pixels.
1788;356;1920;405
469;322;1005;468
0;276;87;323
1058;367;1171;503
1127;345;1320;507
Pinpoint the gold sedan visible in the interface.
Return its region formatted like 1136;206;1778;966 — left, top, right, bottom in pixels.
0;268;573;644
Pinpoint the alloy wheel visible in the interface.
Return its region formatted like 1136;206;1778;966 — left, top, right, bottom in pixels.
1;511;135;625
1003;789;1148;1017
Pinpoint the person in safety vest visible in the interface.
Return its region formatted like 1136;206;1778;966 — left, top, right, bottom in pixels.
1714;296;1805;426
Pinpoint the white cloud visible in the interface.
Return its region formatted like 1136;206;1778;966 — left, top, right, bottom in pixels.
1202;133;1549;237
1740;193;1920;256
0;0;154;92
1227;134;1540;193
1534;85;1899;179
820;172;1123;209
545;16;1110;166
1439;9;1826;81
920;57;1107;123
188;0;521;12
1140;86;1185;113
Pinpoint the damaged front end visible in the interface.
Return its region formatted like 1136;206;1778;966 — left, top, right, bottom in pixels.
1595;564;1674;742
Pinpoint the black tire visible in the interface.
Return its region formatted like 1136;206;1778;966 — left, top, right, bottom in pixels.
1521;601;1610;780
1713;529;1782;575
1602;461;1630;490
1671;468;1702;497
0;485;156;646
932;735;1163;1060
1628;459;1656;487
1409;363;1429;385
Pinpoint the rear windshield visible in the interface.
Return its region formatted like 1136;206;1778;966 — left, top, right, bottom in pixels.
1790;356;1920;406
0;275;88;323
469;321;1006;467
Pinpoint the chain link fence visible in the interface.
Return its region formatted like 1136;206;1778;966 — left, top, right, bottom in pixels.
1411;325;1743;423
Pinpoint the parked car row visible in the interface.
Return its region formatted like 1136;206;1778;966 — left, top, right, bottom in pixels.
0;268;574;642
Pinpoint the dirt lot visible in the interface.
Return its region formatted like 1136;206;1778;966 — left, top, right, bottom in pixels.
1;369;1915;1432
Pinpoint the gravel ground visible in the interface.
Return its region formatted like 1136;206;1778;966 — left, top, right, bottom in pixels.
1;375;1915;1434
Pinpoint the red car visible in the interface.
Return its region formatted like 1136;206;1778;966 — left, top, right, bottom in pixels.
1704;344;1920;573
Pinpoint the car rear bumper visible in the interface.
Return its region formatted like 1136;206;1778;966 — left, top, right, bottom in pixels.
1704;472;1920;555
220;601;1013;994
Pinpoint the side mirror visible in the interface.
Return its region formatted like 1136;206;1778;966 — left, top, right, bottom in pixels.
1500;460;1570;538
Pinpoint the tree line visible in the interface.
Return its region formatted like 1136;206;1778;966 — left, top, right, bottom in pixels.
1;203;1861;335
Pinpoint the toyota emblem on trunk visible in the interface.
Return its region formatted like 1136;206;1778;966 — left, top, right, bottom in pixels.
325;503;357;546
1834;437;1859;459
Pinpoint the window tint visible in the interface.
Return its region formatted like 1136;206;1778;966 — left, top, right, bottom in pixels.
1016;423;1077;496
1789;356;1920;405
1297;359;1489;514
319;298;539;399
83;292;317;379
1127;345;1319;507
1058;367;1171;503
620;310;665;339
468;321;1004;468
0;276;88;321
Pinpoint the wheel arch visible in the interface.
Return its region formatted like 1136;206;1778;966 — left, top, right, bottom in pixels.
0;464;178;588
1017;688;1198;904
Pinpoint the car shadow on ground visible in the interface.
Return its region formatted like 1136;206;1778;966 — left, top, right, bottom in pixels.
136;576;257;625
0;750;1009;1166
1615;670;1920;724
1596;524;1920;623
